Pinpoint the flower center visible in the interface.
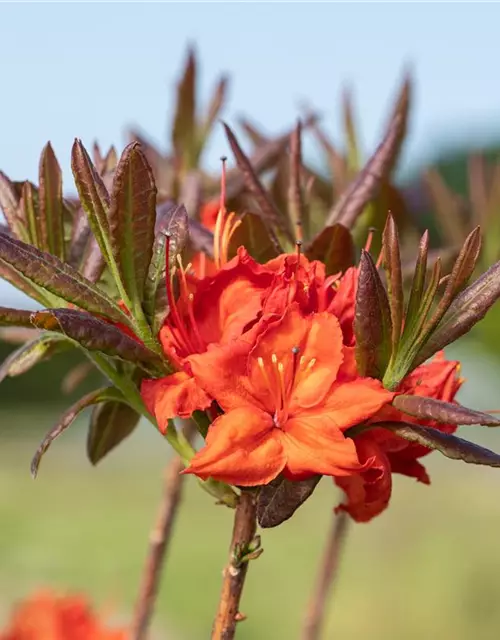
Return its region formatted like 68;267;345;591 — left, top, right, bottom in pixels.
256;347;316;428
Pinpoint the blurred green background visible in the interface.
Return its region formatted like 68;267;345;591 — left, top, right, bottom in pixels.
1;335;500;639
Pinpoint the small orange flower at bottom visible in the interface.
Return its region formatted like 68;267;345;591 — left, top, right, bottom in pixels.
180;305;395;486
0;591;127;640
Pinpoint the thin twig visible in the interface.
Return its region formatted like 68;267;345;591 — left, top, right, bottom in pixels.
211;490;258;640
301;511;349;640
130;454;186;640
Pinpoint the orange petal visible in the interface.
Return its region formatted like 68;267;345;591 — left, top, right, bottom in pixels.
320;378;395;429
334;436;392;522
183;407;285;486
141;372;212;433
282;416;364;478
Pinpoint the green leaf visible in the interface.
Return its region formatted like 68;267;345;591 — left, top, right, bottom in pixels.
382;214;403;354
392;395;500;426
257;475;321;528
144;204;189;332
31;387;124;478
413;258;500;367
109;142;157;308
402;230;429;337
223;122;292;246
0;333;70;383
327;73;411;228
305;223;355;275
71;139;112;265
354;250;392;379
30;309;161;367
0;171;28;241
0;306;33;327
87;401;140;465
375;421;500;469
39;142;65;259
0;231;124;322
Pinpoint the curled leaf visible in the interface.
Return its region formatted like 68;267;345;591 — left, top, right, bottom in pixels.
257;475;321;528
31;387;124;478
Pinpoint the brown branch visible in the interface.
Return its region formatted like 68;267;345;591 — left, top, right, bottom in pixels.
130;454;186;640
301;511;349;640
211;490;258;640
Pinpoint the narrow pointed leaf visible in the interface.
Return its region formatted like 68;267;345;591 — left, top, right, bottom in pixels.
172;47;196;161
200;75;228;142
144;204;188;330
377;421;500;469
188;218;214;258
305;223;355;275
39;142;64;259
392;395;500;426
423;169;465;247
327;74;411;228
61;361;95;394
0;260;49;305
31;387;124;478
0;171;27;240
0;333;70;383
68;208;91;267
223;122;293;243
403;230;429;330
382;214;403;352
424;227;482;334
71;139;112;263
20;181;40;247
0;327;40;344
30;309;160;366
87;401;140;464
342;88;361;172
109;142;157;305
413;259;500;366
81;236;106;284
0;306;33;327
257;475;321;528
354;250;392;378
0;231;124;322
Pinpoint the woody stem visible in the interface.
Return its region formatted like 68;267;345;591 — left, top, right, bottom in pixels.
130;454;186;640
301;511;349;640
211;490;258;640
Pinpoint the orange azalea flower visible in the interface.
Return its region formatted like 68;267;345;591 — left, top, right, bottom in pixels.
179;305;395;486
0;591;126;640
142;246;275;429
334;352;462;522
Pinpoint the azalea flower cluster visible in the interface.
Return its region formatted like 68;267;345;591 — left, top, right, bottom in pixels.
142;205;463;522
0;592;126;640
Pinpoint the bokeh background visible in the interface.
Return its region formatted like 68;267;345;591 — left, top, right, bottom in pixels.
2;3;500;639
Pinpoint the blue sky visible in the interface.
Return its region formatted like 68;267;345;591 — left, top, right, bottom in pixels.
1;2;500;303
